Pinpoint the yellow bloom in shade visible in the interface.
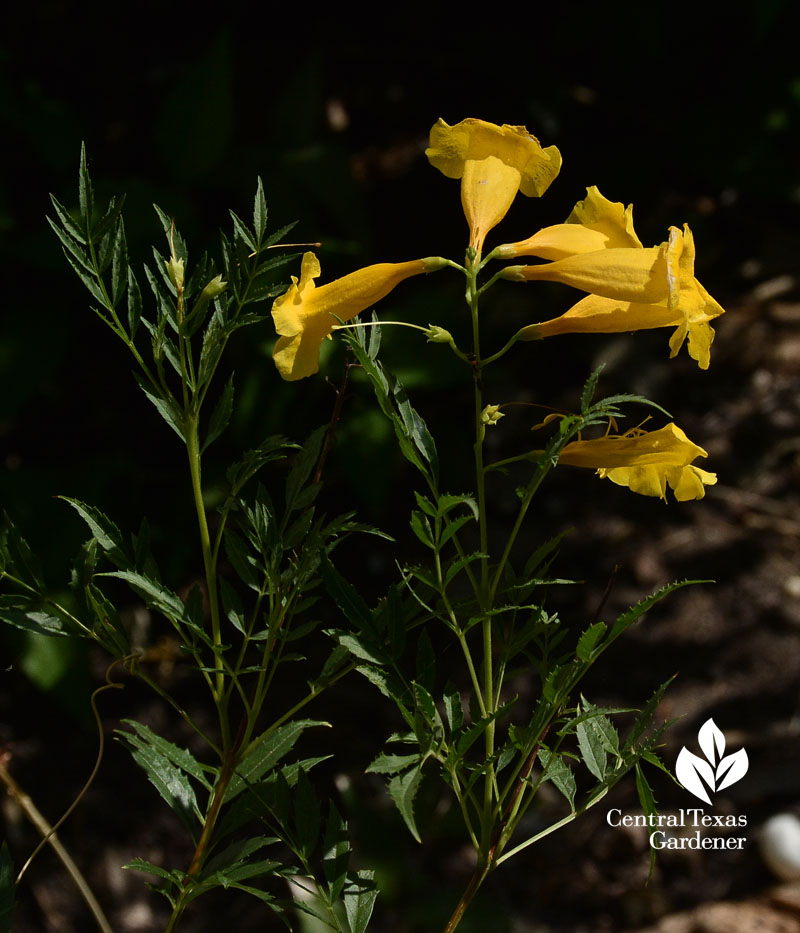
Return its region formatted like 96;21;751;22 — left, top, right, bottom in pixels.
272;252;434;381
559;423;717;501
495;186;642;260
426;118;562;254
503;194;724;368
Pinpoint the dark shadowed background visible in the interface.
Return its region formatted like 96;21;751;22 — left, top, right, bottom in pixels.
2;2;800;930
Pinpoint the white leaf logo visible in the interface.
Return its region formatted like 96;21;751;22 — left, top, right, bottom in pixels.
676;718;748;804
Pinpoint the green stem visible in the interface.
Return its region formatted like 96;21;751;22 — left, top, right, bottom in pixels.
464;251;499;860
185;414;227;743
443;859;492;933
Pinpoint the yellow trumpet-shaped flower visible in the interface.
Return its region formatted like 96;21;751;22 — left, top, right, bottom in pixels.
426;118;562;255
495;186;642;260
505;206;724;368
272;252;435;381
559;423;717;501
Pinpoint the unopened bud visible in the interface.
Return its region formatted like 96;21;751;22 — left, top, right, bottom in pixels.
480;404;505;427
422;256;448;273
425;325;453;344
166;256;185;290
498;265;527;282
200;274;227;300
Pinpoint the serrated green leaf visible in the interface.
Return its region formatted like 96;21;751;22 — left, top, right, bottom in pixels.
60;497;130;568
539;747;576;810
413;492;437;518
0;514;42;587
111;219;129;306
436;493;478;521
523;529;571;580
263;220;299;249
454;701;515;757
93;194;127;244
215;757;331;841
190;858;283;901
439;514;474;549
608;580;701;644
153;204;187;263
580;365;605;413
388;768;423;842
117;726;200;830
133;374;185;440
49;193;86;244
320;558;374;634
226;435;296;493
124;857;185;885
201;835;278;879
345;332;438;484
99;570;186;622
332;631;386;666
120;720;212;787
354;664;410;717
253;178;267;242
127;266;143;337
366;752;421;775
636;762;659;877
78;143;94;224
443;551;487;590
47;216;95;275
409;511;434;549
343;870;378;933
229;210;257;252
61;248;106;304
0;601;73;637
576;717;607;781
576;621;606;661
225;720;329;801
202;376;234;453
443;684;463;736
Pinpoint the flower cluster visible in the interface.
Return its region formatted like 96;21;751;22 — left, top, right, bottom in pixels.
270;118;724;500
496;187;724;370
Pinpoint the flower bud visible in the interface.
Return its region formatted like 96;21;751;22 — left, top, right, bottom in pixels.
200;274;227;301
480;404;505;426
166;256;184;290
425;325;453;344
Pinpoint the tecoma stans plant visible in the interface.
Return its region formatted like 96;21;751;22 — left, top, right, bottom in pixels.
272;117;723;930
0;117;724;933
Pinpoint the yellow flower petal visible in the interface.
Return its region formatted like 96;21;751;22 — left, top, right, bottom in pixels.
271;252;430;381
514;245;669;304
664;225;725;370
566;186;642;248
426;118;561;253
426;118;562;195
496;187;642;260
559;423;715;501
461;157;522;254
